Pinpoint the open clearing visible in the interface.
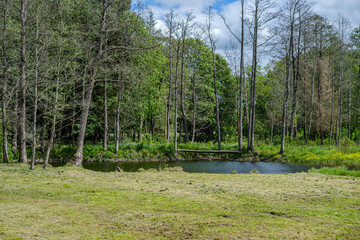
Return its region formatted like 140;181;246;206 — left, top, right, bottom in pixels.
0;164;359;239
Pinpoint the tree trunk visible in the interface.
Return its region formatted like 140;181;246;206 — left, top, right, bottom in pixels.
270;114;274;145
44;58;60;169
348;59;352;139
18;0;28;163
290;15;301;140
238;0;245;150
114;78;123;155
329;56;335;147
138;117;143;141
191;40;198;142
280;44;292;154
180;38;189;143
174;42;180;157
249;3;258;152
336;45;344;146
103;73;108;151
71;82;76;150
306;54;316;145
74;0;107;167
166;11;174;142
1;0;9;163
211;44;221;150
30;12;40;170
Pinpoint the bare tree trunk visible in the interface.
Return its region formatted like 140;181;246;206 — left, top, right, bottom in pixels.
40;104;47;153
290;14;301;140
74;0;108;166
103;73;108;151
174;41;180;157
244;78;249;145
348;59;352;139
165;10;175;142
191;40;198;142
337;80;343;146
306;54;316;145
280;47;291;154
270;113;274;145
18;0;28;163
179;14;193;143
220;0;245;150
317;28;324;145
179;118;182;144
303;30;308;140
114;76;123;155
329;56;335;147
180;39;189;143
238;0;245;150
336;49;344;146
205;8;221;150
71;82;76;150
44;57;60;169
31;72;38;170
31;12;40;170
138;117;143;141
1;0;9;163
358;63;360;144
212;46;221;150
12;98;18;154
248;2;258;152
335;15;350;146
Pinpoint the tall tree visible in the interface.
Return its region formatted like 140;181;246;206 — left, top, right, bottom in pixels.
164;10;176;142
1;0;9;163
204;7;221;150
248;0;275;152
179;13;194;143
220;0;246;150
18;0;28;163
74;0;108;166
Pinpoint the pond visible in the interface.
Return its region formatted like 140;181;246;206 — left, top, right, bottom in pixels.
82;161;320;174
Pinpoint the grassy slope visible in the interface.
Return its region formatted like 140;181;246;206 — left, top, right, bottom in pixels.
1;164;359;239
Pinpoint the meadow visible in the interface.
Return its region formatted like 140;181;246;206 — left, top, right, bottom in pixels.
0;164;359;239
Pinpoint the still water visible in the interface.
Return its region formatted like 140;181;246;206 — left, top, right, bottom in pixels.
82;161;319;174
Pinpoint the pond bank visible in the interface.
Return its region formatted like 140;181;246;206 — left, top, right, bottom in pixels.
8;141;360;168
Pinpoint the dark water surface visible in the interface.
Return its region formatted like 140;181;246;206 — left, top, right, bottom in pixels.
82;161;320;174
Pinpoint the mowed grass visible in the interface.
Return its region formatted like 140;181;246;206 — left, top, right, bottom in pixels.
0;164;359;239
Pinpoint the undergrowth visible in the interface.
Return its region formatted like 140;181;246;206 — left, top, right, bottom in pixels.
1;139;360;166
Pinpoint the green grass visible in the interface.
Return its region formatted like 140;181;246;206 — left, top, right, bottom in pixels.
310;166;360;177
256;141;360;166
0;164;359;239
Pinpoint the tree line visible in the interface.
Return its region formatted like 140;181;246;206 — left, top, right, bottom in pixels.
1;0;359;167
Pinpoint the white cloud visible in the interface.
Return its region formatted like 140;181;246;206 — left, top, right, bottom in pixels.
314;0;360;27
140;0;360;68
149;0;217;10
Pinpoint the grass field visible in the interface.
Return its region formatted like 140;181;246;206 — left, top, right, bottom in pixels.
1;164;359;239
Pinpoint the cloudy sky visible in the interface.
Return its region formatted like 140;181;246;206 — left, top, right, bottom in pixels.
133;0;359;66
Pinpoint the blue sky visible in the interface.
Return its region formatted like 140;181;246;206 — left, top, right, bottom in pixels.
133;0;360;67
134;0;359;26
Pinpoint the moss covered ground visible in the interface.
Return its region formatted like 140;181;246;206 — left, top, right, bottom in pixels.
0;164;359;239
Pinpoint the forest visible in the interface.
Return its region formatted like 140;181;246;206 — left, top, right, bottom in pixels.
0;0;360;167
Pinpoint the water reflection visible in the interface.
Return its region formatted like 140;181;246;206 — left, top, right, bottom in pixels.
83;161;320;174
